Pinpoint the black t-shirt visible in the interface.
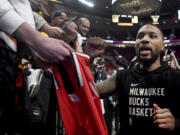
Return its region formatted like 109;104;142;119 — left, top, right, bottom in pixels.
116;63;180;135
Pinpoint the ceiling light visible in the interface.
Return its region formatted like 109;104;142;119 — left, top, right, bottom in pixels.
178;10;180;20
112;0;118;5
117;23;134;26
78;0;94;7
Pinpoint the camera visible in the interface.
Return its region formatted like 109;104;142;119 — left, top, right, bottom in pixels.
167;49;172;55
97;58;105;65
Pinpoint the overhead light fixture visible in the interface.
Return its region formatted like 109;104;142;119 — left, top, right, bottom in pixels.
112;0;118;5
117;23;134;26
178;10;180;21
123;41;136;44
78;0;94;7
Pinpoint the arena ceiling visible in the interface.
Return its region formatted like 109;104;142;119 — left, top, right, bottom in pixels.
58;0;180;39
61;0;180;17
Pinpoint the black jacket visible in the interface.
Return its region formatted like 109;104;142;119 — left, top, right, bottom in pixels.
116;63;180;135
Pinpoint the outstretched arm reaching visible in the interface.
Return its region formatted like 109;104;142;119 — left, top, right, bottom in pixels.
13;22;73;65
84;37;106;58
95;71;117;98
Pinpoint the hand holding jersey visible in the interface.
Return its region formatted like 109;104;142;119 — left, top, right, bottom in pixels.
14;23;74;65
84;37;106;58
153;104;175;131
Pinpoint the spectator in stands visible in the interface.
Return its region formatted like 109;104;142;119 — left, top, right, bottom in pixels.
77;17;90;37
163;48;180;69
93;57;107;82
50;10;68;27
170;51;180;69
0;1;73;134
59;20;78;43
33;11;64;38
30;0;63;22
127;56;138;69
76;17;91;51
44;0;63;21
32;7;81;52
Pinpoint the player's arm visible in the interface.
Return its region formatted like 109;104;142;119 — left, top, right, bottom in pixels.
95;72;117;98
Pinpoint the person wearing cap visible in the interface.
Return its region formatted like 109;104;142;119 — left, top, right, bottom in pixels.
29;0;66;39
44;0;64;21
33;11;65;38
30;0;63;22
32;6;81;52
30;0;50;21
30;0;68;38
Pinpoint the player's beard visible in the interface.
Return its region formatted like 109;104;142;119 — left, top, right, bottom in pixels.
136;49;160;67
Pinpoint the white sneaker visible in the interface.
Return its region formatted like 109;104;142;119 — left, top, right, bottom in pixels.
27;69;44;98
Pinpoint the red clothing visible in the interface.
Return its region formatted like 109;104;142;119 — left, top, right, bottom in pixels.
53;52;108;135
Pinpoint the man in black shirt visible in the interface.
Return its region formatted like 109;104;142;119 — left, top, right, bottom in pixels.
95;24;180;135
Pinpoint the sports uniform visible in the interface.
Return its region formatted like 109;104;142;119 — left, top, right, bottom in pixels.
53;52;108;135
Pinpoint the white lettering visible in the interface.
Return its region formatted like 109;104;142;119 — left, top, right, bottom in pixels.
129;88;166;96
129;107;154;117
145;98;149;106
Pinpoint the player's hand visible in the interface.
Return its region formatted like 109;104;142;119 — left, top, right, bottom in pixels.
153;104;175;131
